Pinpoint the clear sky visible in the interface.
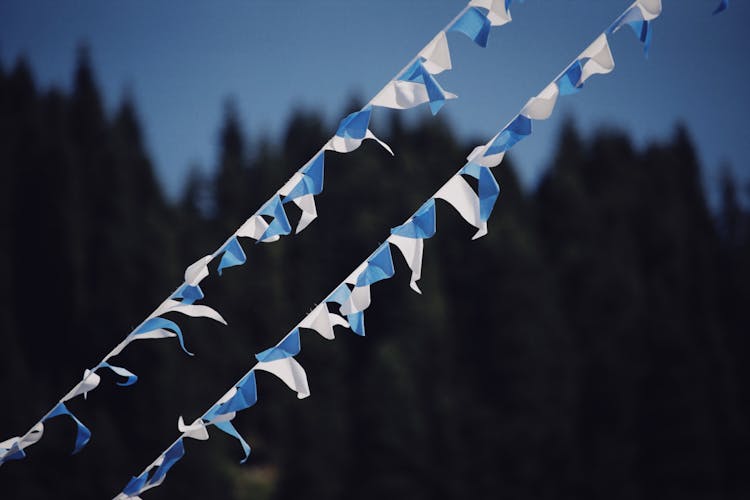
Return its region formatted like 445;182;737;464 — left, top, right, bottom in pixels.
1;1;747;204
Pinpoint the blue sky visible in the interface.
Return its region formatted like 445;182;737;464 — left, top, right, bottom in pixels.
1;1;747;204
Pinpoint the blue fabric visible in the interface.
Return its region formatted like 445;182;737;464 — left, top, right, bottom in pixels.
218;237;247;276
391;199;437;239
122;471;149;496
0;443;26;464
258;195;292;242
449;7;491;48
486;114;532;155
148;439;185;486
214;420;251;464
326;283;352;306
478;166;501;222
99;362;138;387
356;243;395;287
171;284;204;305
255;328;301;362
714;0;729;14
284;153;325;202
348;311;365;336
335;106;372;140
221;371;259;414
398;60;450;115
135;316;193;356
556;61;584;96
45;402;91;454
608;6;652;56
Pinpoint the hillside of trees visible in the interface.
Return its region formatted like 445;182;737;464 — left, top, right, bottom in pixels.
1;52;749;499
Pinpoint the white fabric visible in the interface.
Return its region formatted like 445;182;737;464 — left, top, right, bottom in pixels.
434;175;487;239
178;417;209;441
325;130;393;155
466;133;506;168
299;303;349;340
236;214;279;242
637;0;662;20
292;194;317;233
62;369;101;402
579;34;615;84
277;172;305;197
184;256;212;286
151;299;226;325
520;82;560;120
419;31;452;74
469;0;512;26
372;80;457;110
339;285;371;316
388;234;425;293
255;358;310;399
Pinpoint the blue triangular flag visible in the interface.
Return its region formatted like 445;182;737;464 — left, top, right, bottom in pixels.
258;195;292;242
134;316;193;356
255;328;301;362
391;199;437;240
356;243;395;287
486;114;532;155
214;420;251;464
335;107;372;140
218;237;247;276
171;284;204;305
45;402;91;454
449;7;491;47
148;439;185;487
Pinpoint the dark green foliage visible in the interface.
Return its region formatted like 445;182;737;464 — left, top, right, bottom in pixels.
0;56;748;500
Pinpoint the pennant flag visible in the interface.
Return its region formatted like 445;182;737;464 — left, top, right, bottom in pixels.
435;174;486;239
257;195;293;242
133;317;193;356
184;255;212;287
469;0;513;27
325;106;392;154
449;7;491;47
356;243;396;287
45;403;91;454
147;439;185;488
608;0;662;56
99;362;138;387
0;423;43;465
171;284;204;305
578;34;615;84
214;420;251;464
255;357;310;399
486;114;532;155
326;284;367;336
521;82;560;121
388;234;425;294
556;61;584;96
419;31;452;74
461;163;501;222
236;214;276;242
61;369;101;402
299;303;349;340
255;329;301;362
714;0;728;14
122;471;149;497
391;199;437;240
151;299;226;325
283;153;325;202
219;372;259;415
217;237;247;276
178;417;209;441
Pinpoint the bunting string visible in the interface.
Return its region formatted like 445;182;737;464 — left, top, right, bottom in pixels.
109;1;731;496
0;0;527;468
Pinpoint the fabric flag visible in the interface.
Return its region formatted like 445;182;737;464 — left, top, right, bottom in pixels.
170;283;204;305
236;214;277;242
256;195;293;242
469;0;513;27
485;114;532;155
578;34;615;84
217;237;247;275
449;7;492;47
520;82;560;121
255;329;301;362
214;420;252;464
356;243;395;287
388;199;437;293
148;439;185;488
131;316;193;356
61;369;101;402
150;299;226;325
45;402;91;454
299;303;350;340
372;60;457;115
325;283;366;336
0;423;43;465
435;174;487;239
280;153;325;233
177;417;209;441
255;357;310;399
608;0;662;56
99;362;138;387
210;371;258;416
325;106;392;154
419;31;452;74
184;255;213;287
460;163;501;222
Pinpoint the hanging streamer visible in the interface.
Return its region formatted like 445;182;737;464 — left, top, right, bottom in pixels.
3;0;525;467
113;1;696;495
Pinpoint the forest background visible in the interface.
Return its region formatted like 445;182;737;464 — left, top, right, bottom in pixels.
1;45;749;499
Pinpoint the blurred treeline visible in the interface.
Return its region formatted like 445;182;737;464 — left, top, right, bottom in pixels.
1;52;749;500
